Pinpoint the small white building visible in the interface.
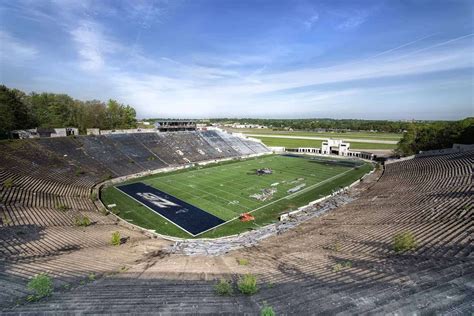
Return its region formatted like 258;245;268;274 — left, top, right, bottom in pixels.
228;123;268;129
289;138;375;160
99;128;156;135
321;139;350;156
12;127;78;139
52;127;78;137
87;128;100;135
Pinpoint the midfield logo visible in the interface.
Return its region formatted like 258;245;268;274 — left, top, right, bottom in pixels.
137;192;180;208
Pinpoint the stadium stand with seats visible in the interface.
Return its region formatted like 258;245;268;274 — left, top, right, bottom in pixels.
0;133;472;314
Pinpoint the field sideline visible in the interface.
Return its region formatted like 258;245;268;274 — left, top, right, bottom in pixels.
101;155;373;238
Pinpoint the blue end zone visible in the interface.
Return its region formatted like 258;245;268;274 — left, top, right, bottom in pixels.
116;182;225;236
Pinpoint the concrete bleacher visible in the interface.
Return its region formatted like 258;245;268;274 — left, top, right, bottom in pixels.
104;134;168;170
200;130;241;157
215;130;256;155
76;135;144;176
211;130;269;156
130;132;182;165
0;131;270;309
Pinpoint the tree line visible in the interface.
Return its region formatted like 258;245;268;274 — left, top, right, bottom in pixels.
395;118;473;156
209;118;421;133
0;85;137;138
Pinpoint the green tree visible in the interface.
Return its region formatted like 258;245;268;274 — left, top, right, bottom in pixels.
0;85;33;137
106;99;121;129
121;105;137;128
395;118;473;156
0;85;138;138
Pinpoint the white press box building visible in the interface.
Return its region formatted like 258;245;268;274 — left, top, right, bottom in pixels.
290;139;375;160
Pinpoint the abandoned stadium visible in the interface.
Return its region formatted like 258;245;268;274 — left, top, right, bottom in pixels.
0;129;472;314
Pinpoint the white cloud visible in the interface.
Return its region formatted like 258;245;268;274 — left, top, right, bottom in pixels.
100;34;473;118
125;0;166;28
0;31;38;64
304;13;319;30
336;10;370;30
70;20;121;71
329;5;380;31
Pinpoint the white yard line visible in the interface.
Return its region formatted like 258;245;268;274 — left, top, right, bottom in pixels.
156;173;260;209
246;167;355;215
148;156;320;207
156;179;253;213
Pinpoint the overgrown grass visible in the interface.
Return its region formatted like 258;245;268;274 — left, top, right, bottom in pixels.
332;261;352;272
237;274;258;295
111;231;121;246
56;203;70;212
214;279;233;296
74;215;91;227
237;258;249;265
2;212;12;225
393;231;417;252
3;177;14;188
260;304;276;316
27;273;53;301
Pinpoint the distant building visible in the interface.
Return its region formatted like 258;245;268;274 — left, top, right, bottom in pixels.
289;139;375;160
153;120;196;132
99;129;156;135
86;128;100;135
321;139;350;156
196;123;208;130
11;127;78;139
224;123;268;129
295;147;320;154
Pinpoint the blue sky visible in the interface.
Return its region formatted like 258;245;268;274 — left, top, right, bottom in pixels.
0;0;473;119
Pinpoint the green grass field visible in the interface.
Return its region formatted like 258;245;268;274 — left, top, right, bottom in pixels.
101;154;373;238
228;128;403;141
253;137;397;150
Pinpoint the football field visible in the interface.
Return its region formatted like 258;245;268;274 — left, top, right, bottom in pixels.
101;154;373;238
